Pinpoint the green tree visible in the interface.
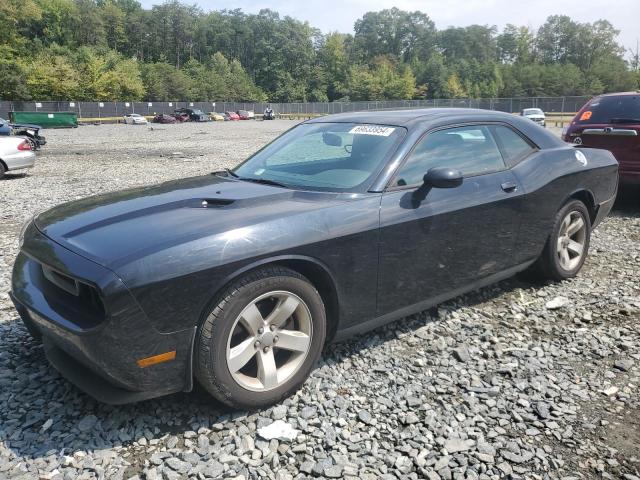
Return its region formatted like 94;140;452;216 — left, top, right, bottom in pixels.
319;32;349;101
0;3;636;102
25;52;81;99
347;58;415;100
444;73;466;98
73;0;106;47
414;53;449;98
141;61;192;100
92;56;145;100
0;53;31;99
101;1;127;50
354;8;436;62
32;0;78;46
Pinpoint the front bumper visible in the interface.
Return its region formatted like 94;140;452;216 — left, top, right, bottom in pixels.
10;222;195;404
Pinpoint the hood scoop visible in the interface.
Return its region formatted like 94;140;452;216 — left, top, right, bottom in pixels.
200;198;234;208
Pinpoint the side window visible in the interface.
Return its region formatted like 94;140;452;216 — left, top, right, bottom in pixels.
491;125;536;167
394;125;506;186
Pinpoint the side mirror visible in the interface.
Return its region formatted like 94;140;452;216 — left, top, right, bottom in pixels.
322;132;342;147
412;167;463;205
423;167;463;189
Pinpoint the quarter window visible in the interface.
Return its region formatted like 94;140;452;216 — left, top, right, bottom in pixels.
491;125;536;167
394;125;506;186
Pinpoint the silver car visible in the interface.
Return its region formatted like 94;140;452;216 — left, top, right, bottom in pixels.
0;137;36;179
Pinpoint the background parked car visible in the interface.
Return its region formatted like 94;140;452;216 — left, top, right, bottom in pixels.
0;117;10;136
263;107;275;120
236;110;254;120
0;118;46;150
522;108;546;127
175;108;208;122
563;91;640;185
209;112;225;121
0;136;35;179
224;111;240;121
173;111;190;122
152;114;177;124
123;113;148;125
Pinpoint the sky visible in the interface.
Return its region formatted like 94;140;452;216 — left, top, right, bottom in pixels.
139;0;640;53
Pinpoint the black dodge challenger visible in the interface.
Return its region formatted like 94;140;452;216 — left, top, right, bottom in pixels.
11;109;618;409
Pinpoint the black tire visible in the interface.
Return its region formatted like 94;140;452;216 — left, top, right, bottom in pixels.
0;162;5;179
195;267;326;409
529;199;591;281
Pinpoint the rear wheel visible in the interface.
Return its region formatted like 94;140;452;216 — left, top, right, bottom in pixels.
0;162;5;179
195;267;326;409
531;199;591;281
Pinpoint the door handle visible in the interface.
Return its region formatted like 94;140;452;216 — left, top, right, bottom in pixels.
501;182;517;193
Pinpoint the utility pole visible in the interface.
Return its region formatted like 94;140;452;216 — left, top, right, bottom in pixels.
631;39;640;72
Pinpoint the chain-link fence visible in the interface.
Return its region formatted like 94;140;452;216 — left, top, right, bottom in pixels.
0;96;591;122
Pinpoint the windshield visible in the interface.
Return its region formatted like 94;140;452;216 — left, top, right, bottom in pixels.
578;95;640;124
233;122;405;192
192;109;203;115
523;109;543;116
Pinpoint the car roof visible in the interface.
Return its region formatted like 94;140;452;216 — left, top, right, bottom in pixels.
307;107;565;150
306;108;516;128
597;91;640;98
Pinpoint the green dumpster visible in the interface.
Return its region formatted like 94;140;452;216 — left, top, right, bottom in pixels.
9;111;77;128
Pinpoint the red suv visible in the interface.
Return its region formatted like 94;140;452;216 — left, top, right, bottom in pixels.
563;92;640;185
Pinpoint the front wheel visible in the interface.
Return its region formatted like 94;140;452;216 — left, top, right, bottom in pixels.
195;267;326;409
531;199;591;281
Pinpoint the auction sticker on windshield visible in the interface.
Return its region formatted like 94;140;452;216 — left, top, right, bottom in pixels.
349;125;396;136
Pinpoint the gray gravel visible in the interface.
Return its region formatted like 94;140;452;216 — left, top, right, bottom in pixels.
1;121;639;479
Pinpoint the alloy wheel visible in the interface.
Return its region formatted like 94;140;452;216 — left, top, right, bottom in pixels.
226;291;312;391
556;211;587;271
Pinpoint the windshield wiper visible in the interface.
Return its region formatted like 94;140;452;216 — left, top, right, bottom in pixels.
212;168;239;178
238;177;288;188
610;118;640;124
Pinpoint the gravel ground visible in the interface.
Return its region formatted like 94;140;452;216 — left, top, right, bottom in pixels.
0;121;639;480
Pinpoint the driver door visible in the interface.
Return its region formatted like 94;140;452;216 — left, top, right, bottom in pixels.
376;124;523;316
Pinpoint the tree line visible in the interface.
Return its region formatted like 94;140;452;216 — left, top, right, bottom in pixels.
1;0;639;102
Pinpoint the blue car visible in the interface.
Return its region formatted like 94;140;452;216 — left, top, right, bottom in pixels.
0;117;10;136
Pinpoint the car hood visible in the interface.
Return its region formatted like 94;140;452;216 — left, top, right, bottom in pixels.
35;174;351;270
525;114;545;120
